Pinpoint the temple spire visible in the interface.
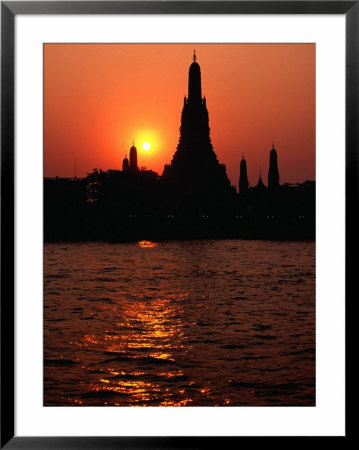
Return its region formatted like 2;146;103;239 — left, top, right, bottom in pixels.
239;155;249;194
162;51;232;208
129;141;138;170
268;143;280;190
188;51;202;103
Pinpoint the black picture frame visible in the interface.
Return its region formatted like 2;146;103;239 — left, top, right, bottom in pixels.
1;1;355;447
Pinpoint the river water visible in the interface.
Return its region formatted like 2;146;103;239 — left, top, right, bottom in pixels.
44;240;315;406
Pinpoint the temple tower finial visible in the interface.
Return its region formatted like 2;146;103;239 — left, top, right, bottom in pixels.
188;50;202;102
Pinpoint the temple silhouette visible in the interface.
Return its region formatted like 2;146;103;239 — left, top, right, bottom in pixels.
162;51;234;213
122;141;139;172
268;143;280;190
239;143;280;194
44;52;315;242
239;156;249;195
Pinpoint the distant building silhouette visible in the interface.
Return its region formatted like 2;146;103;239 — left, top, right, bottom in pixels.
239;156;249;194
122;154;129;171
162;51;232;211
129;143;138;170
268;143;280;190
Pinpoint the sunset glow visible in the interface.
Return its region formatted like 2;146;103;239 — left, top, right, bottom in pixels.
142;142;151;151
44;43;315;185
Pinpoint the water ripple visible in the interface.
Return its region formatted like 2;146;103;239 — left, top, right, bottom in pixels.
44;239;315;406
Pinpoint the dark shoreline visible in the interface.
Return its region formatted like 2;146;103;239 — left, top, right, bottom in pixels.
44;236;315;244
44;176;315;243
44;217;315;243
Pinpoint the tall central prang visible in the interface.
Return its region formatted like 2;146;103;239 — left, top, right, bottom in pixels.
162;51;232;212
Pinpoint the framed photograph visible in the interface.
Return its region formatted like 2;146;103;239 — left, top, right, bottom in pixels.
1;1;354;447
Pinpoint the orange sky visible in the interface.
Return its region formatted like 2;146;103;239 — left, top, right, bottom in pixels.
44;43;315;187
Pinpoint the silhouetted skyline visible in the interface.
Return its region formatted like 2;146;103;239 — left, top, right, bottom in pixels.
44;50;315;242
44;44;315;185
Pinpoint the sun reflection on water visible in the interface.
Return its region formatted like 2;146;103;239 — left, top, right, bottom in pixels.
137;240;158;248
80;295;194;405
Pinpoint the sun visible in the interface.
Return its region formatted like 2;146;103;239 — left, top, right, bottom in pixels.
142;142;151;151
